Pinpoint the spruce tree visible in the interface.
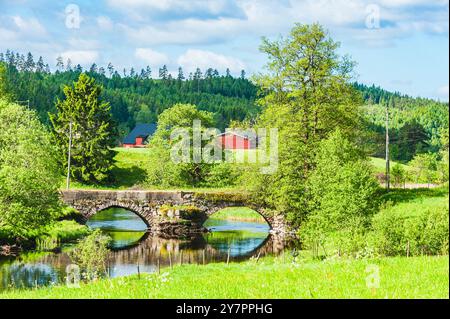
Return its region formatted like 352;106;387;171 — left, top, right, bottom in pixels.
50;73;117;183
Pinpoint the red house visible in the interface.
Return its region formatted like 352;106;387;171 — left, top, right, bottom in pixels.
216;131;256;150
122;123;157;148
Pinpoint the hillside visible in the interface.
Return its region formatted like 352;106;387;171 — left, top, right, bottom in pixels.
1;51;448;162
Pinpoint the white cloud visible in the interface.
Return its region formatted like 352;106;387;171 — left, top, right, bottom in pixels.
67;38;101;50
177;49;245;74
116;0;448;48
379;0;448;8
108;0;226;11
12;16;47;37
135;48;169;66
97;16;114;30
0;27;17;42
107;0;244;19
59;50;99;66
119;17;240;46
437;84;449;100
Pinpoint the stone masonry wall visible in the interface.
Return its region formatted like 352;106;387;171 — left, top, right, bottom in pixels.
60;190;290;237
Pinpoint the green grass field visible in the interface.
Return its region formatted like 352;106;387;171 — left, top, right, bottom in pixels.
209;207;266;223
381;186;449;207
1;255;448;299
370;157;412;175
65;150;418;191
66;147;244;192
64;148;149;190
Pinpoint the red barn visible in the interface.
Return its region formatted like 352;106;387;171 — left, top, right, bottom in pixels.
216;131;256;150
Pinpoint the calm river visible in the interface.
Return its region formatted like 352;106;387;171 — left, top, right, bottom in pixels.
0;207;287;290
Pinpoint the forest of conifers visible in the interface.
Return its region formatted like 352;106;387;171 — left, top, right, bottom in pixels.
1;50;448;162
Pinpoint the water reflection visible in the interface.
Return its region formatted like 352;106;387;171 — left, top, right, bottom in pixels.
204;219;270;257
0;208;288;290
86;207;148;249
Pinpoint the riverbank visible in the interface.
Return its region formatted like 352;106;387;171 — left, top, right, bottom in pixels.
0;220;90;255
1;255;448;299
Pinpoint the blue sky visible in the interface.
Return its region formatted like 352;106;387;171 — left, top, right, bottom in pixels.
0;0;448;101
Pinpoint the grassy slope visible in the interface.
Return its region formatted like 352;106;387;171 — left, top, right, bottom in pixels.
370;157;412;175
67;147;243;191
65;148;149;190
381;190;449;218
381;186;449;208
1;255;448;299
210;207;266;222
66;149;414;191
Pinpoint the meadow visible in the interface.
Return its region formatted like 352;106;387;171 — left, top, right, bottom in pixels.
66;148;412;192
1;255;448;299
208;207;266;223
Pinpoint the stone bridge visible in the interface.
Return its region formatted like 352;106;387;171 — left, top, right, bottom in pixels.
60;190;289;237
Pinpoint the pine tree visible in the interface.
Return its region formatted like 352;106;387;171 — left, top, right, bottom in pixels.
140;68;146;79
159;65;168;80
107;62;114;77
16;53;24;71
49;73;117;183
177;67;185;81
25;52;35;71
205;68;214;79
89;63;98;73
194;68;202;93
36;56;45;73
56;56;64;71
66;58;72;71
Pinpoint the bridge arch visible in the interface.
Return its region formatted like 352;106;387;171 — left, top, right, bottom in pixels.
90;204;151;228
60;190;289;237
204;206;273;230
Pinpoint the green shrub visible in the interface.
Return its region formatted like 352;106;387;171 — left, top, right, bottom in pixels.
69;229;111;280
391;163;407;187
300;130;381;256
371;198;449;256
0;99;61;239
204;162;241;187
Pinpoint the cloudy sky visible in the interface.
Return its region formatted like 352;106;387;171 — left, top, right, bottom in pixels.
0;0;448;100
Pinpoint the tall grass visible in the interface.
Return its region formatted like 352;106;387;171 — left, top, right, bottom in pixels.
1;255;448;299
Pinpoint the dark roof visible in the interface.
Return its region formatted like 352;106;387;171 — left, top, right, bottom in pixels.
123;123;157;144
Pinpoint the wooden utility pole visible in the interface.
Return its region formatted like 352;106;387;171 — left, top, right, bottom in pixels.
66;120;73;190
385;103;390;191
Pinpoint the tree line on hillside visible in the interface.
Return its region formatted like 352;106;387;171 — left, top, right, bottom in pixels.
0;50;257;136
354;82;448;161
0;47;448;162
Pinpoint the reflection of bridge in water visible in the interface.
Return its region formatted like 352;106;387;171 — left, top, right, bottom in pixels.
108;232;289;269
0;233;291;289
